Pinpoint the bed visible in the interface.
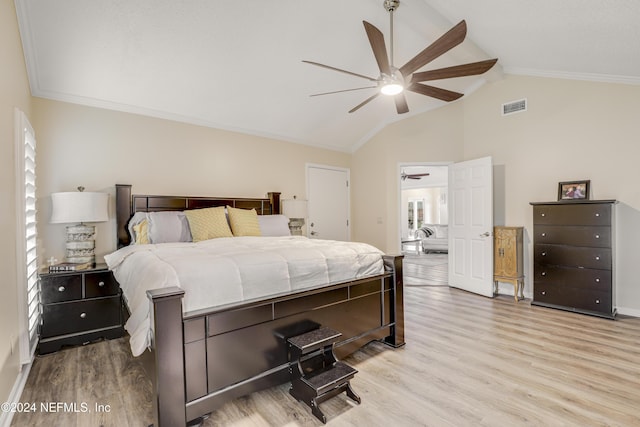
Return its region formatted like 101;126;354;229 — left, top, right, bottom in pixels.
112;184;405;426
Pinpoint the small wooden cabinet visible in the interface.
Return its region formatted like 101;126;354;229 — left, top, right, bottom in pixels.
494;226;524;301
39;264;124;353
530;200;616;319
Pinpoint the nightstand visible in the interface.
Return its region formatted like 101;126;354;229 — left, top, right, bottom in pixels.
38;264;124;354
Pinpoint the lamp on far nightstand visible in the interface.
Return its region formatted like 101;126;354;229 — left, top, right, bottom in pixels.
282;196;308;236
50;186;108;265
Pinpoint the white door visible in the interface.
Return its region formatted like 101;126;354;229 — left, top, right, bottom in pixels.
307;165;350;241
448;157;494;297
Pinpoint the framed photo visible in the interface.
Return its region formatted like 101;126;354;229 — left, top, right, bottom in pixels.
558;180;590;201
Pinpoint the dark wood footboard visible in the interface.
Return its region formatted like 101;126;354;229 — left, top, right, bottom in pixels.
147;257;404;426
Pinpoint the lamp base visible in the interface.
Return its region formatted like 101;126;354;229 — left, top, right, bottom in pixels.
65;224;96;265
288;218;305;236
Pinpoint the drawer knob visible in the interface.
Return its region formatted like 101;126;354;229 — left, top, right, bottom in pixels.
80;312;87;319
541;213;546;217
541;291;546;295
595;213;600;217
541;232;546;237
541;272;547;276
98;281;105;287
595;299;600;304
595;234;600;239
541;252;547;256
58;286;65;292
595;278;600;283
595;256;600;261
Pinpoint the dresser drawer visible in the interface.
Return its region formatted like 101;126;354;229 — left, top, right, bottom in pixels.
534;225;611;248
85;271;119;298
534;265;611;292
41;297;121;338
534;285;612;314
533;204;611;226
40;274;82;303
534;244;611;270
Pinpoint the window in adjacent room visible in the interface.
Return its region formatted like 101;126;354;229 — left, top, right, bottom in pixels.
15;108;39;364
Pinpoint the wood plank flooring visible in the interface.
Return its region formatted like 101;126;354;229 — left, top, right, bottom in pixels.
403;253;448;286
12;287;640;426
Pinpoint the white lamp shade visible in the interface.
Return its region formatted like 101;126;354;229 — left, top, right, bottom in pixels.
51;192;109;224
282;199;308;219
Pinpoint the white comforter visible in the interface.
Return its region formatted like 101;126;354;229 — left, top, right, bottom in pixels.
104;236;384;356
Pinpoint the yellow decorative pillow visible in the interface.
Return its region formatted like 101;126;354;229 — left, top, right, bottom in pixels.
133;219;150;244
184;207;233;241
227;206;262;237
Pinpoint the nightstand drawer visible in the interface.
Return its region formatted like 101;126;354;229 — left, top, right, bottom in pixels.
41;274;82;303
85;271;119;297
41;297;121;338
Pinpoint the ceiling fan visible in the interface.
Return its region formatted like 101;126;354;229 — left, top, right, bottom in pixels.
401;170;430;181
303;0;498;114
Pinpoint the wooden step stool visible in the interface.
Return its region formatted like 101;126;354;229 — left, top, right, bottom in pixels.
287;327;361;423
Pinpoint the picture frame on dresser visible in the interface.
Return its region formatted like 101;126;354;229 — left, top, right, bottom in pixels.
558;180;590;201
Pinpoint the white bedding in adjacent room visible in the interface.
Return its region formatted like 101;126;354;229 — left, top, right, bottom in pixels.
104;236;384;356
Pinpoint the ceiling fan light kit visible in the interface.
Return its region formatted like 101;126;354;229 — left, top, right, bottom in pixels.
380;69;405;95
304;0;498;114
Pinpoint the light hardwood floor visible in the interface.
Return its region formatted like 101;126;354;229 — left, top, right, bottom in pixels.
12;286;640;426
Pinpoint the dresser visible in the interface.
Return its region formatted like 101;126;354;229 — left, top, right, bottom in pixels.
39;264;124;353
493;226;524;302
530;200;617;319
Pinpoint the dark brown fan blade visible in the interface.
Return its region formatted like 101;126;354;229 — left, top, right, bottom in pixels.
349;93;380;113
302;60;378;82
394;93;409;114
310;86;377;97
408;83;463;102
363;21;391;75
399;20;467;77
411;59;498;82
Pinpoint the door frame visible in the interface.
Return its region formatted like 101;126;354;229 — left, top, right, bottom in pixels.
306;163;351;239
397;161;451;253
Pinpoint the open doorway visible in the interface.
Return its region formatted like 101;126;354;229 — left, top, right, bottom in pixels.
399;164;449;286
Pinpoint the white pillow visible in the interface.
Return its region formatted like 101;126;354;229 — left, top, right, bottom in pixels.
148;211;192;243
258;215;291;237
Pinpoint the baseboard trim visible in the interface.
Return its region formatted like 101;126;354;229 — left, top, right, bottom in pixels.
616;306;640;318
0;361;32;427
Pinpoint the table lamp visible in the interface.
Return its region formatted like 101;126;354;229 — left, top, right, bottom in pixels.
50;186;108;265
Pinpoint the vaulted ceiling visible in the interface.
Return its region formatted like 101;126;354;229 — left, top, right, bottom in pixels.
15;0;640;152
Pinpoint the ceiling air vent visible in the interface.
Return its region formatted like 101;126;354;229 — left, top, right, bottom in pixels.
502;98;527;116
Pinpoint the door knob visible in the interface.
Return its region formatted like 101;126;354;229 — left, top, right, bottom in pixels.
310;231;318;236
480;231;491;237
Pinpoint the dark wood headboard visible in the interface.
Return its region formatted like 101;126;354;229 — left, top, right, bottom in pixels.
116;184;281;248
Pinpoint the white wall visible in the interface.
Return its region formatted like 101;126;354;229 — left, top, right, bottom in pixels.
463;74;640;315
351;102;465;252
0;0;33;406
352;74;640;314
33;98;351;263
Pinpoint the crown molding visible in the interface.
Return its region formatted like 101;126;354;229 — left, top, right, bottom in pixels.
504;67;640;86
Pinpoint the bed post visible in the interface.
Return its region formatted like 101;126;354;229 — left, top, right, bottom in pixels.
147;287;187;427
383;255;405;348
267;192;281;214
116;184;133;248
